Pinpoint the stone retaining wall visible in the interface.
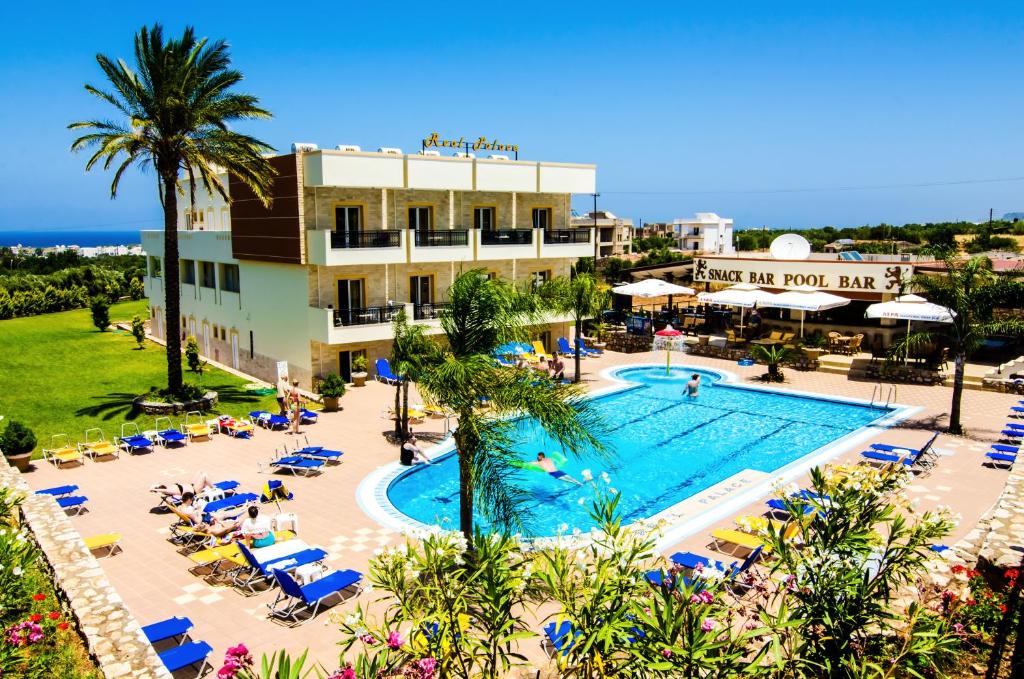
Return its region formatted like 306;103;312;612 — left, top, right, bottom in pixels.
973;464;1024;571
0;458;170;678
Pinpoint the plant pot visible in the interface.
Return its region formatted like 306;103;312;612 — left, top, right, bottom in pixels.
802;348;825;360
593;342;607;350
5;453;31;473
322;396;340;412
352;372;368;388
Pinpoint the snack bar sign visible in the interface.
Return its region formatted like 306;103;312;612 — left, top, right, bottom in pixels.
693;258;912;293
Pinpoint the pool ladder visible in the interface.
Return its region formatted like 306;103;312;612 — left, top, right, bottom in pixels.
870;383;896;409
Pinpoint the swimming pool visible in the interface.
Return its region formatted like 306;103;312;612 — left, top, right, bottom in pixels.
375;365;907;537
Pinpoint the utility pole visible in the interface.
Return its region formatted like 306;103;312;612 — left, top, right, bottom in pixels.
592;193;600;261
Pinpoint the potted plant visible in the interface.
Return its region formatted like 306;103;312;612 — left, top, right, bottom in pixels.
800;332;827;361
591;320;609;349
751;344;793;383
1;420;37;472
318;373;347;412
351;355;369;388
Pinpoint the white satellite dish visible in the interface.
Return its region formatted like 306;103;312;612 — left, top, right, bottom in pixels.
770;233;812;260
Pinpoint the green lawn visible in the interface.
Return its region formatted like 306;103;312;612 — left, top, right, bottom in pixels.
0;300;277;454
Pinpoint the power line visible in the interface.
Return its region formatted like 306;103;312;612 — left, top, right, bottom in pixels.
601;175;1024;197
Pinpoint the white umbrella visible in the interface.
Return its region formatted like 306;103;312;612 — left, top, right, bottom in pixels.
865;294;955;363
612;278;696;298
697;283;778;333
766;285;851;337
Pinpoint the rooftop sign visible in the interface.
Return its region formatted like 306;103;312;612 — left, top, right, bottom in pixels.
693;256;912;295
422;132;519;158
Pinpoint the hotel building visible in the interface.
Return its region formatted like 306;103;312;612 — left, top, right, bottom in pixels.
141;144;596;387
570;211;633;257
642;213;735;254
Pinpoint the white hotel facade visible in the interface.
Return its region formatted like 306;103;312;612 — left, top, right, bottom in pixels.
141;145;596;387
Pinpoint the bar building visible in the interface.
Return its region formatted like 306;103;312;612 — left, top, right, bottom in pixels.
141;144;596;386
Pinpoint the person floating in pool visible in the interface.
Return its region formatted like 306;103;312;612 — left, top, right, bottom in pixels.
536;452;582;485
686;373;701;398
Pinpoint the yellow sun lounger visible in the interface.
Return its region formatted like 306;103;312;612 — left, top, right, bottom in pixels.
532;341;552;361
218;417;255;438
187;531;297;570
84;533;122;558
80;428;119;460
711;522;798;555
734;515;786;534
42;434;84;468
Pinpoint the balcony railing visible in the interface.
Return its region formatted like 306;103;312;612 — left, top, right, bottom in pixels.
481;229;533;245
332;305;401;327
413;302;449;321
330;230;401;249
543;228;591;244
414;229;469;247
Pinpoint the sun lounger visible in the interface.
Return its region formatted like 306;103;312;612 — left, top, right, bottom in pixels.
297;447;343;463
1011;406;1024;416
299;409;318;424
217;416;255;438
575;337;601;356
868;432;940;458
201;493;258;523
992;444;1019;455
186;530;296;575
84;533;122;558
56;495;89;515
153;417;188;447
542;620;580;657
375;358;402;385
250;411;290;430
711;524;796;556
182;412;212;442
118;423;154;455
556;337;577;358
532;341;552;361
142;616;193;645
157;640;212;678
233;539;327;593
265;455;325;476
987;451;1017;468
80;428;119;460
260;479;294;503
860;448;926;469
42;434;84;468
35;484;78;497
268;567;363;624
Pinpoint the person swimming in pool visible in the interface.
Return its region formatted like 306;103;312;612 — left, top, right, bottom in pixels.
686;373;701;398
536;452;582;485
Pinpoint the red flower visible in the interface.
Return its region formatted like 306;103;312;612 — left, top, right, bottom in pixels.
1006;569;1020;580
29;614;42;623
48;612;60;620
951;564;966;575
57;622;69;631
1000;604;1009;613
32;594;46;602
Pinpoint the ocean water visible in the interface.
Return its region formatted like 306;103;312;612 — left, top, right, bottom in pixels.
0;230;142;248
387;366;891;536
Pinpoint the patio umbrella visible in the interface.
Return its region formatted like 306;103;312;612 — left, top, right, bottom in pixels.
765;285;851;337
697;283;778;334
654;324;683;376
612;278;697;298
864;294;955;363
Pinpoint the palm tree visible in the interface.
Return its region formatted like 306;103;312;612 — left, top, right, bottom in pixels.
69;24;275;393
541;273;609;382
417;271;608;539
390;307;437;440
895;253;1024;434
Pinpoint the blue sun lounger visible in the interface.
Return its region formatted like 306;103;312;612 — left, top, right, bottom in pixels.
250;411;290;430
268;455;325;476
268;568;363;624
56;495;89;515
201;493;258;522
860;448;924;467
156;428;188;447
35;485;79;498
119;434;154;455
542;620;581;657
556;337;577;357
299;409;318;424
1007;422;1024;429
987;451;1016;468
575;338;601;356
1010;406;1024;417
297;447;343;464
157;640;212;678
992;444;1019;454
869;432;939;458
142;616;193;645
375;358;402;385
1002;429;1024;442
234;541;328;593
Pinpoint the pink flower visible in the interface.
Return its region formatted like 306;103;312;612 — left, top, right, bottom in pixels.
661;648;673;658
416;657;438;678
226;643;249;658
699;590;714;604
358;633;378;645
952;623;965;634
325;667;356;679
700;618;717;632
689;594;701;604
387;630;405;650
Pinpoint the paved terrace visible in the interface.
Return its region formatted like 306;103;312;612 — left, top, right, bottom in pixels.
19;351;1019;675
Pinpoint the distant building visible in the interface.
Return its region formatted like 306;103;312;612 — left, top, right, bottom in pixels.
641;213;734;254
571;211;632;257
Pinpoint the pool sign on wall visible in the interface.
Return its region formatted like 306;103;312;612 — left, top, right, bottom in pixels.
693;257;912;296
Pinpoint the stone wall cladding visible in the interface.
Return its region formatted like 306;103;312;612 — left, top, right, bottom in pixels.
0;457;171;678
974;465;1024;571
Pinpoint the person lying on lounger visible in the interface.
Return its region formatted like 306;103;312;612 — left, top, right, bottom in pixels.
174;492;240;538
536;452;582;485
149;472;213;500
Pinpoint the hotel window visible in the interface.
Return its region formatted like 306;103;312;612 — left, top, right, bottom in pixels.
181;259;196;285
187;209;205;230
220;327;227;341
473;207;495;231
531;208;552;230
531;270;551;289
220;264;240;293
336;278;365;314
149;256;162;278
332;206;363;248
199;261;216;289
410;275;433;306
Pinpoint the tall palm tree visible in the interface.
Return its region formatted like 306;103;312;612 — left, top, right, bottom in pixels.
390;307;437;440
69;24;275;393
541;273;609;382
417;271;608;539
895;253;1024;434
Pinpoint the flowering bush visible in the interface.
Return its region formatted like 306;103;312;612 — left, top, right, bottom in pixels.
940;564;1017;646
0;591;78;677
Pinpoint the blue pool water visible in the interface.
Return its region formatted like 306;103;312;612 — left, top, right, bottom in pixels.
386;366;892;536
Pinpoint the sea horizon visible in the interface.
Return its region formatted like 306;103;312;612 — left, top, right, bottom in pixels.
0;229;142;248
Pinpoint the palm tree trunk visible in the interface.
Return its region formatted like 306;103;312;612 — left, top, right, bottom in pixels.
401;379;410;438
162;176;183;393
574;317;582;383
393;384;401;438
949;351;966;435
455;415;476;541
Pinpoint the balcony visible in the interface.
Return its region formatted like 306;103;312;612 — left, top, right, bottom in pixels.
306;228;406;266
414;229;469;247
543;228;591;244
539;227;594;259
481;229;532;246
475;227;538;261
408;229;474;264
332;305;401;327
331;230;401;249
413;302;448;321
308;302;447;345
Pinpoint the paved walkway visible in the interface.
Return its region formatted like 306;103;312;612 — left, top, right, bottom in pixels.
19;350;1017;673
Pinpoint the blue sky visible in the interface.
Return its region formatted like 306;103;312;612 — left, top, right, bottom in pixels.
0;1;1021;232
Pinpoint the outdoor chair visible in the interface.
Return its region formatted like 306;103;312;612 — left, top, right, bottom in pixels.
827;332;842;353
250;411;289;430
375;358;402;385
35;484;79;497
79;428;119;460
154;417;188;447
268;567;363;624
575;337;601;356
233;539;327;594
848;334;864;354
541;620;580;657
118;423;154;455
294;444;343;464
156;640;212;679
83;533;122;558
263;454;325;476
55;495;89;516
725;329;747;347
182;412;212;442
142;616;194;646
217;416;255;438
42;434;83;468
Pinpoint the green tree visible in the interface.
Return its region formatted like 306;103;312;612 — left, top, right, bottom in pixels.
416;271;607;539
896;254;1024;434
541;273;609;382
184;335;203;374
130;315;146;349
89;295;110;331
599;257;631;284
69;24;275;393
390;307;437;440
128;277;145;300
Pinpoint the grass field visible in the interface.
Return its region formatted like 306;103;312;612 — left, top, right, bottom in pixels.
0;300;277;454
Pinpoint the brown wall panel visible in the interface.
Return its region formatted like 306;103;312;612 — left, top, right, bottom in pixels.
230;154;303;263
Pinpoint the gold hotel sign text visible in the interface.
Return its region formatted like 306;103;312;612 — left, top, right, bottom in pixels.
693;258;912;293
423;132;519;154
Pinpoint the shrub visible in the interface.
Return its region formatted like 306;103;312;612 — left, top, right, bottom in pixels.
184;336;203;373
130;315;146;349
318;373;347;399
128;277;145;300
88;296;109;332
0;421;36;457
351;355;368;374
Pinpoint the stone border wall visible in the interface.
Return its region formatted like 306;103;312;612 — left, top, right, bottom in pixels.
972;464;1024;571
0;458;171;678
